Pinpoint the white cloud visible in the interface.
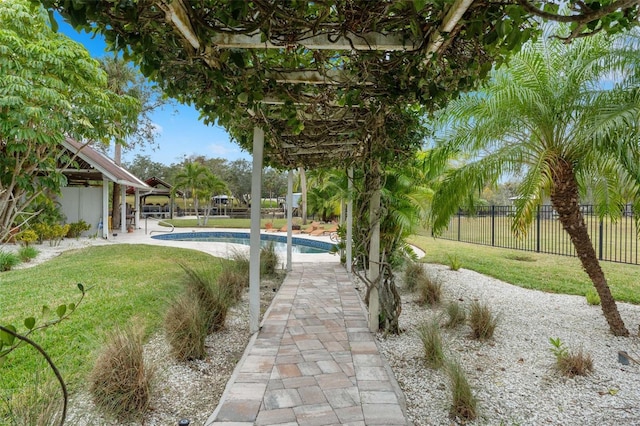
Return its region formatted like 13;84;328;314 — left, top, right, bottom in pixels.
151;122;163;135
208;143;239;157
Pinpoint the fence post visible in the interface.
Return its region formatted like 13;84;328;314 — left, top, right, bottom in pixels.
536;205;541;253
491;205;495;247
457;209;461;241
598;219;603;260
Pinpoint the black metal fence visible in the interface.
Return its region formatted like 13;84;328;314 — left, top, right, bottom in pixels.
436;205;640;265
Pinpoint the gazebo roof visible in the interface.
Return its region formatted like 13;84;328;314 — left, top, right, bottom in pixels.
126;176;183;197
60;138;150;189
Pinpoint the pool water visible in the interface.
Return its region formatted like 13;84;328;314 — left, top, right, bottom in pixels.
151;232;334;254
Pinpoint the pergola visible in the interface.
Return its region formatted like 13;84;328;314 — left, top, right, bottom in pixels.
44;0;640;333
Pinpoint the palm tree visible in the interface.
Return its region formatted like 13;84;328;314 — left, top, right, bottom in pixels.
172;162;208;224
429;34;640;336
198;172;228;226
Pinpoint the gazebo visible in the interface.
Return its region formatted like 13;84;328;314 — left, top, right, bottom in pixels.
59;138;150;238
127;176;183;219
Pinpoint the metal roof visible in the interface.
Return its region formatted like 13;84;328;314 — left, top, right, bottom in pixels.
60;138;150;190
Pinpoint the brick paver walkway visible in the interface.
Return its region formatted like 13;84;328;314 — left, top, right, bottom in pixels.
206;262;409;426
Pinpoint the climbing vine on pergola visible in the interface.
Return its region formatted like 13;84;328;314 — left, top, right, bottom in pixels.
42;0;639;332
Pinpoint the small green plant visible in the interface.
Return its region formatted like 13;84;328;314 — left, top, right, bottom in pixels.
17;246;39;263
417;274;442;306
165;293;207;361
403;261;425;292
180;264;232;332
15;229;38;247
66;220;91;238
468;301;497;340
0;250;20;271
260;242;280;276
447;359;478;422
416;321;446;369
444;301;467;329
447;254;462;271
549;337;594;377
89;323;153;421
585;289;601;306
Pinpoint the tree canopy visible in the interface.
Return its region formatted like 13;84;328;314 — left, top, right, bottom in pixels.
0;0;139;241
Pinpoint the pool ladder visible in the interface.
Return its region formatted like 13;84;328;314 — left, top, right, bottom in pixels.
146;217;175;235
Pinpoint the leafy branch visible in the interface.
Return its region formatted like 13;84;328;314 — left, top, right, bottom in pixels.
0;283;88;426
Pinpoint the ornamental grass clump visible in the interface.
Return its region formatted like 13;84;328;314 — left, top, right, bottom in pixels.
180;264;232;332
403;261;425;292
549;337;594;377
468;301;497;340
447;359;478;422
260;242;280;277
444;301;467;329
218;267;248;304
416;320;446;369
5;380;62;426
0;250;20;271
89;324;153;421
17;246;38;263
417;274;442;306
165;293;207;361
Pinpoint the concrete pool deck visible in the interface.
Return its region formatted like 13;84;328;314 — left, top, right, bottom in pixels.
109;220;339;263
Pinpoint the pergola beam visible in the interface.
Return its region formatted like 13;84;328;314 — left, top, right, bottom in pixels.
212;31;419;51
425;0;475;56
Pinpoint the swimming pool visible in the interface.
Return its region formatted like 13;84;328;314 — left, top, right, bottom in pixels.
151;231;335;254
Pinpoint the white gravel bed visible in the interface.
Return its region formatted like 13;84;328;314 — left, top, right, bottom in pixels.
376;264;640;426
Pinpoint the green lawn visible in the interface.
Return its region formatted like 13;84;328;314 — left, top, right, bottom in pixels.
0;245;222;408
408;233;640;304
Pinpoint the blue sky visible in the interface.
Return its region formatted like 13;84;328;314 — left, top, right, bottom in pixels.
57;18;252;166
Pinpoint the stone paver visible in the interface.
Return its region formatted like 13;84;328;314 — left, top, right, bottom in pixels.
206;263;408;425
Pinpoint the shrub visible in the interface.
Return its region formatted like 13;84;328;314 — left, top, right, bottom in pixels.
403;261;425;292
417;274;442;306
468;301;497;340
260;242;280;276
16;229;38;247
165;293;207;361
31;223;49;243
49;224;69;246
444;301;467;329
585;289;601;306
17;246;39;263
0;250;20;271
181;264;232;332
447;254;462;271
66;220;91;238
416;321;446;369
549;337;594;377
447;360;478;421
89;323;153;421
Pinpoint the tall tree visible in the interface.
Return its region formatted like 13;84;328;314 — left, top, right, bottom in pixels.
0;0;138;242
99;56;168;229
429;34;640;336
